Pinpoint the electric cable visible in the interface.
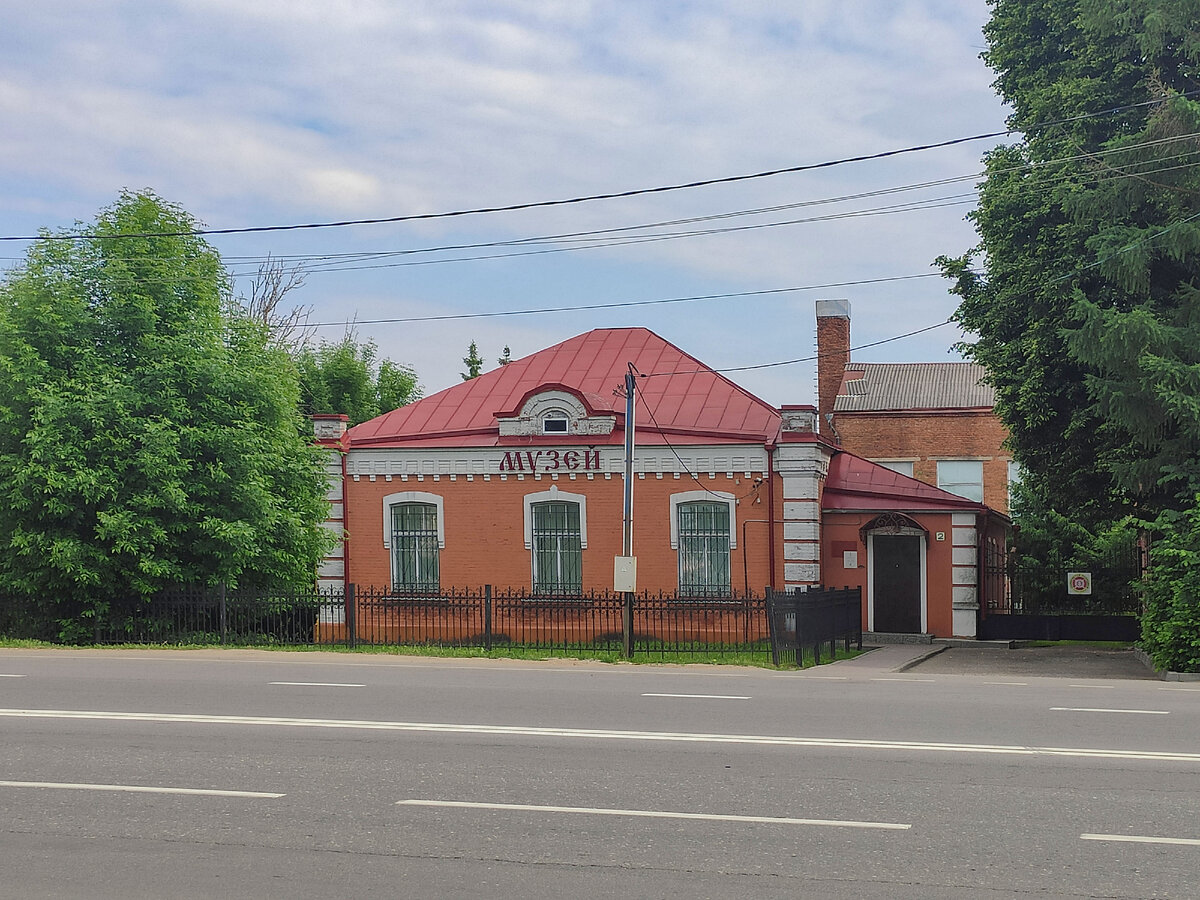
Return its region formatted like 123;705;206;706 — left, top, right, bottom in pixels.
6;91;1198;244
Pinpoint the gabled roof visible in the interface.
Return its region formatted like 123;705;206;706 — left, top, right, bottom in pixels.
822;451;987;512
348;327;782;448
834;362;995;412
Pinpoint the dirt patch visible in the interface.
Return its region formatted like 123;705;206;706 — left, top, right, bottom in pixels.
910;645;1157;680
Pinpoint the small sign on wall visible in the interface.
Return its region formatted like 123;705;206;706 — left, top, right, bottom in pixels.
843;550;858;569
1067;572;1092;595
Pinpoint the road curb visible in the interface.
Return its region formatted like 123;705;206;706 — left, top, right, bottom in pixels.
1133;646;1200;682
894;644;948;672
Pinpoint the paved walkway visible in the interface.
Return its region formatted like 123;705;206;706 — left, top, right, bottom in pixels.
822;642;946;674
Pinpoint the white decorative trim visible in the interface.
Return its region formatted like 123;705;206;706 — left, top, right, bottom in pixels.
523;485;587;550
382;491;445;549
498;389;617;437
669;491;737;550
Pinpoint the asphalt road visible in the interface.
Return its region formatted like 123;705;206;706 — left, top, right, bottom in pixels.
1;647;1197;899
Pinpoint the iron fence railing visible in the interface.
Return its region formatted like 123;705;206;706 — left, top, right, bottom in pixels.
764;586;863;666
981;533;1143;617
58;585;782;659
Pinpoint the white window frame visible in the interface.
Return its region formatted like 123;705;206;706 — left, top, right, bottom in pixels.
668;491;736;550
523;487;587;549
936;459;984;502
525;487;586;595
874;459;915;477
541;410;570;434
382;492;445;549
672;492;736;596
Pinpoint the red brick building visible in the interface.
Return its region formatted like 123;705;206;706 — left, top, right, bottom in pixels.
320;327;1008;639
816;299;1013;514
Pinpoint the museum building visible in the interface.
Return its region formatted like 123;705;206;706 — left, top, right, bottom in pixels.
315;326;1009;639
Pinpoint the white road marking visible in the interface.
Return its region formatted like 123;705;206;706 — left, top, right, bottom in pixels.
397;799;910;830
1082;833;1200;847
800;675;849;680
269;682;365;688
0;673;28;677
0;780;282;798
1160;687;1200;692
5;708;1200;763
871;678;936;683
1069;684;1114;689
1051;708;1170;715
641;693;750;700
983;681;1028;686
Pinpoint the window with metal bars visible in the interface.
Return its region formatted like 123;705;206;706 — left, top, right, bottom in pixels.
391;502;440;593
530;500;582;595
677;500;731;597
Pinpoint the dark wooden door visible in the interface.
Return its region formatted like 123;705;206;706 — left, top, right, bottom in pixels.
872;534;922;633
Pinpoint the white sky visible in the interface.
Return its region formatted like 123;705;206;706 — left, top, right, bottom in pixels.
1;1;1010;406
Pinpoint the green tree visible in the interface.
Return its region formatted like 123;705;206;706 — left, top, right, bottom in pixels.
295;334;421;425
497;345;512;366
461;340;484;380
1140;496;1200;671
939;1;1200;657
0;191;334;637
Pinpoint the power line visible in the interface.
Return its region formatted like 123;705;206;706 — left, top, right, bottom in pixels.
0;132;1011;243
635;320;958;380
7;90;1195;245
293;274;944;329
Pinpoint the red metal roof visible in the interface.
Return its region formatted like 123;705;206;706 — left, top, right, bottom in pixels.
822;451;987;512
348;328;782;448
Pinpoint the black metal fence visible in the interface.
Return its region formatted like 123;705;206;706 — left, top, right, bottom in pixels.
986;537;1143;616
979;535;1143;642
93;586;340;646
69;585;778;660
764;586;863;666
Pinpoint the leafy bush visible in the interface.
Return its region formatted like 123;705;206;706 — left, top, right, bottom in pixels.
1140;497;1200;673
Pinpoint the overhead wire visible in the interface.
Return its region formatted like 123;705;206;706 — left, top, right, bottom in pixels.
626;362;759;501
8;130;1198;281
5;91;1199;245
0;131;1012;243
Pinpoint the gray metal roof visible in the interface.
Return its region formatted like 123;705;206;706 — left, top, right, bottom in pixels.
833;362;996;412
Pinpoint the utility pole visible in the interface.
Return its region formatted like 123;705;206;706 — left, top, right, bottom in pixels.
621;365;636;658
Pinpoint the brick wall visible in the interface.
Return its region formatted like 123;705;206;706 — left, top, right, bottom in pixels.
816;313;850;439
833;409;1011;514
343;468;775;595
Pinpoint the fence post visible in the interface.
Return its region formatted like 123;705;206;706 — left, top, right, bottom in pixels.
346;583;357;649
765;587;780;667
796;587;808;667
484;585;493;652
220;583;227;645
622;592;634;660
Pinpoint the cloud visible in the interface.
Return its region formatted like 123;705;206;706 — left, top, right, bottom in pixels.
1;1;1008;403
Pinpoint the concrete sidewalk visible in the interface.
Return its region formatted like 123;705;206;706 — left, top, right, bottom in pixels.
821;642;947;674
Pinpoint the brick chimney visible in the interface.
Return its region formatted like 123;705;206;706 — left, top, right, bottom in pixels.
815;299;850;441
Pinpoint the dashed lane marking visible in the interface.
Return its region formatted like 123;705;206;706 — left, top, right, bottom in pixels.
0;780;282;798
1082;833;1200;847
397;799;910;830
269;682;365;688
641;693;750;700
1051;708;1169;715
